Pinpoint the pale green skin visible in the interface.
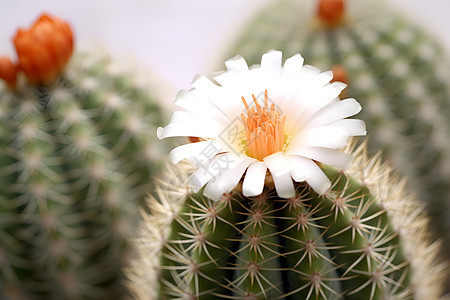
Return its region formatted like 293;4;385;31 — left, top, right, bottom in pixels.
0;53;168;299
159;166;412;299
228;0;450;271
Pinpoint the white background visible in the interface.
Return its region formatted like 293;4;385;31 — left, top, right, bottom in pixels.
1;0;449;100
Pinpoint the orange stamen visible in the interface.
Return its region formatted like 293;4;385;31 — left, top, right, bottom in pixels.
241;90;286;161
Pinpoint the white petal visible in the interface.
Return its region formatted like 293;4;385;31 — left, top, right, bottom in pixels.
332;81;347;91
191;74;219;91
225;55;249;73
242;162;267;197
277;55;305;109
305;166;331;194
287;156;310;182
293;147;352;170
173;89;204;111
315;82;347;106
315;71;334;87
188;165;218;191
174;90;229;124
157;118;223;139
263;152;292;177
169;141;222;164
272;172;295;198
191;75;251;123
168;111;228;126
203;158;254;201
306;98;362;128
284;82;346;132
213;70;240;89
332;119;367;136
188;153;239;190
302;64;321;75
289;156;331;194
263;152;295;199
299;126;350;149
191;76;229;107
282;53;304;76
260;50;283;73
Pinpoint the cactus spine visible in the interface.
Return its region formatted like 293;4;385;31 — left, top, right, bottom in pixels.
0;50;169;299
227;0;450;279
129;142;444;299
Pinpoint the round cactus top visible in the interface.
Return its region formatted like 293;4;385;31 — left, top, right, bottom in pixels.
0;13;74;87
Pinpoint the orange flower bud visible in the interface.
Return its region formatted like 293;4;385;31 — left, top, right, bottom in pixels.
317;0;345;26
0;56;18;88
331;64;348;85
13;13;74;84
331;64;348;98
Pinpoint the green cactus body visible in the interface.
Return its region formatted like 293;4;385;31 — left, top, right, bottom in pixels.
227;0;450;276
0;51;169;299
129;143;443;299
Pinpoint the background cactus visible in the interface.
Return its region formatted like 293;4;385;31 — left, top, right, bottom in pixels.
226;0;450;279
129;141;444;299
0;48;170;298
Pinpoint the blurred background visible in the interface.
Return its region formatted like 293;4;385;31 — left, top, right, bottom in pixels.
1;0;449;99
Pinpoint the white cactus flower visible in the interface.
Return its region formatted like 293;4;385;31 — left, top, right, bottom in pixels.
157;50;366;200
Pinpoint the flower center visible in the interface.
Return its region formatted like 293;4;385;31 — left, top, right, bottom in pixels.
240;90;286;161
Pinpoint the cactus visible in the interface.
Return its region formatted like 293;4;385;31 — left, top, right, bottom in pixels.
129;141;444;299
128;49;444;299
0;14;169;299
227;0;450;278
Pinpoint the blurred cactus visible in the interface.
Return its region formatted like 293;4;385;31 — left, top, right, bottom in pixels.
227;0;450;276
129;141;444;299
0;14;168;299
